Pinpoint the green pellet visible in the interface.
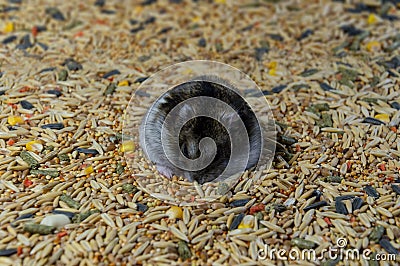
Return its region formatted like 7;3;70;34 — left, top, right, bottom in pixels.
63;20;83;30
72;209;100;223
326;176;343;183
116;163;124;175
291;84;311;91
58;69;68;81
291;238;316;249
361;98;379;104
317;113;333;128
217;182;230;195
30;169;59;178
332;41;350;53
20;151;39;169
104;83;117;95
300;68;319;77
60;194;81;209
371;76;380;87
178;240;192;260
215;43;223;52
338;67;358;87
122;183;137;194
24;223;55;235
312;103;330;112
58;154;70;162
369;225;385;242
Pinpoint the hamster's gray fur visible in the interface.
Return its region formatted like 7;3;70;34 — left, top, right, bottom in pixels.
139;76;262;184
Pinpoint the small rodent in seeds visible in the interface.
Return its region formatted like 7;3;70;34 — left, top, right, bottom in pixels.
139;76;262;184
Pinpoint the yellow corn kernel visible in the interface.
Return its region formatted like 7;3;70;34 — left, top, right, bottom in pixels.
8;116;24;126
367;14;377;25
267;61;277;69
134;6;143;14
366;41;380;52
214;0;226;3
26;141;43;152
83;165;94;175
238;215;254;229
120;141;135;152
166;206;183;219
375;114;390;123
118;80;129;87
191;16;201;23
268;68;277;76
4;22;14;33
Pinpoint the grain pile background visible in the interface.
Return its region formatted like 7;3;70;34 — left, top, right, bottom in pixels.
0;0;400;265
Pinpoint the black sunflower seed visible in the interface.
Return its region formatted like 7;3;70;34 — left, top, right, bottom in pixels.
297;29;313;41
135;77;148;83
198;38;207;47
362;117;386;125
39;67;56;73
390;102;400;110
45;7;65;21
379;239;399;255
136;203;148;212
391;184;400;195
335;199;348;215
52;209;76;219
303;201;328;212
46;90;62;97
230;213;245;231
351;197;364;211
102;69;121;79
0;249;17;256
41;123;64;130
340;24;364;36
2;35;17;44
16;34;33;50
230;198;250;207
20;100;34;110
75;148;99;155
364;185;380;198
271;85;287;93
320;82;334;91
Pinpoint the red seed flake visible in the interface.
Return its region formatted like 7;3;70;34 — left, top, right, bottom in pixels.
23;178;33;187
295;144;301;152
324;217;332;226
6;139;15;146
249;203;264;215
74;31;84;38
347;161;352;170
32;26;38;37
378;163;386;171
17;246;23;256
57;231;68;239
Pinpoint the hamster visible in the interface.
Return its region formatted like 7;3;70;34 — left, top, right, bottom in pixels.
139;76;263;184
